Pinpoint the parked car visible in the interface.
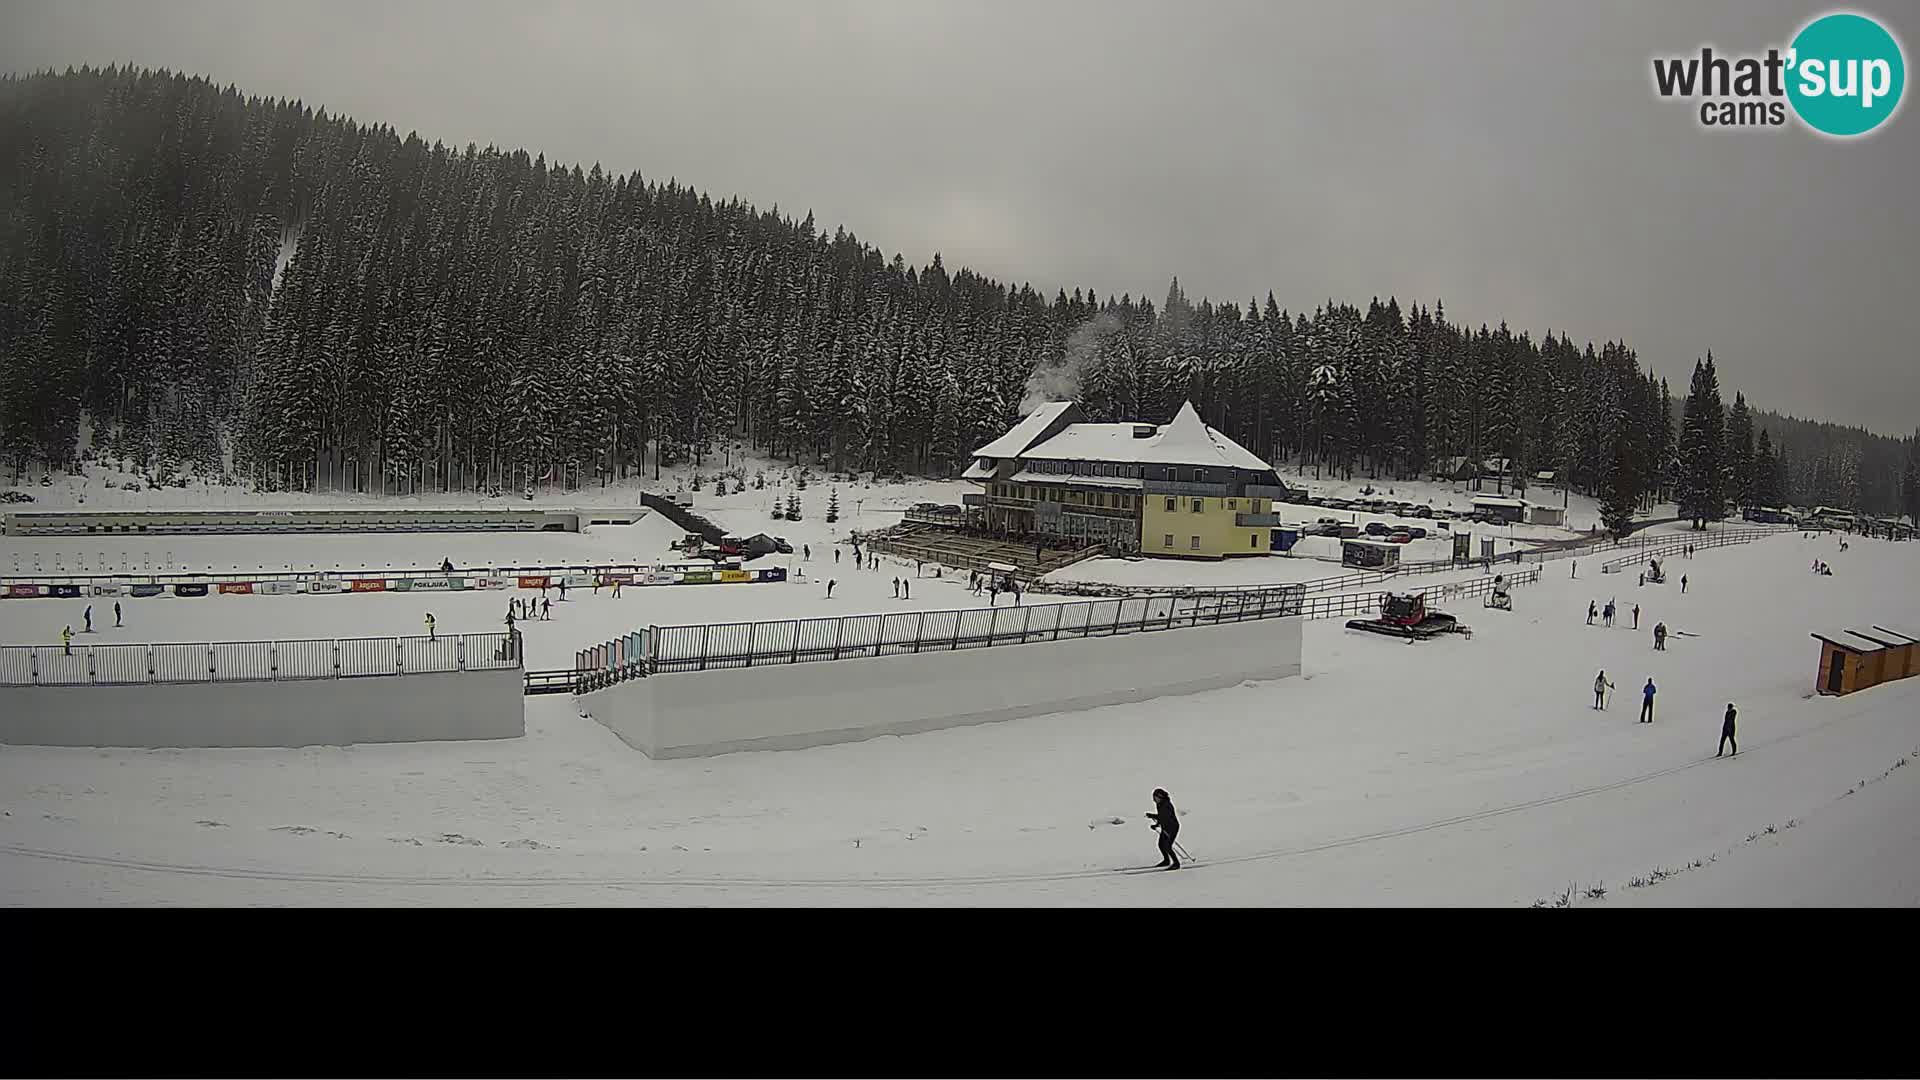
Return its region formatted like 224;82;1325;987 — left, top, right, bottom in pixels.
1388;531;1413;543
1405;526;1428;539
1411;504;1433;518
1364;521;1390;536
1316;523;1344;537
772;537;794;554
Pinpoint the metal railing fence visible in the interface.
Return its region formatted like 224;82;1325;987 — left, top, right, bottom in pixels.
0;630;518;686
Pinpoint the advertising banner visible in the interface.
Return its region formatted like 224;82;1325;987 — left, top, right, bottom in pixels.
349;579;387;592
405;578;452;591
560;574;594;588
471;577;511;590
8;583;46;598
307;580;342;594
258;581;302;595
90;584;126;596
601;573;635;586
680;570;712;584
760;566;788;582
720;569;750;583
173;583;209;597
646;572;677;585
218;582;255;595
49;584;85;598
518;576;550;590
129;584;165;598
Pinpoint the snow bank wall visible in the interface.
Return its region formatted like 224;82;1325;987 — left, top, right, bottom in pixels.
583;615;1302;758
0;668;524;748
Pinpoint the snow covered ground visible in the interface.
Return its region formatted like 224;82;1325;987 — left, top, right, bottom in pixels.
3;519;1914;905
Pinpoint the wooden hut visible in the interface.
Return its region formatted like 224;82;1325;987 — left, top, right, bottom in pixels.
1811;625;1920;695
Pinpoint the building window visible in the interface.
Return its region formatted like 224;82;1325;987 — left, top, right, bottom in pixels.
1191;499;1203;513
1228;499;1237;510
1164;497;1176;512
1190;535;1202;550
1251;533;1260;548
1163;533;1174;547
1194;469;1207;484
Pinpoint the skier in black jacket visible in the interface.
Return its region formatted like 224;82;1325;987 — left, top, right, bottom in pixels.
1147;788;1181;870
1718;703;1738;757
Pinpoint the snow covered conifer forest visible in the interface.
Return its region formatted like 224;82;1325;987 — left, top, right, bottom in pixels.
0;67;1913;521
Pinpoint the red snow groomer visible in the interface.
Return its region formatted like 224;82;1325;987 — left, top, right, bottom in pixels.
1346;592;1467;640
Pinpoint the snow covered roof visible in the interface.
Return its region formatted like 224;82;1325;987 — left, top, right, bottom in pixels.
1472;496;1527;508
960;460;996;481
1871;624;1920;643
1810;629;1888;653
1006;402;1272;472
1844;627;1910;649
972;401;1079;460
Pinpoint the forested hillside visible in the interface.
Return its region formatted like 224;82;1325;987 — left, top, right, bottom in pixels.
0;67;1911;517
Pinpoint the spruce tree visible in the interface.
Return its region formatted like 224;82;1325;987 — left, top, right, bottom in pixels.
1676;355;1727;528
1599;435;1640;539
1753;428;1778;507
826;487;839;523
1725;392;1754;510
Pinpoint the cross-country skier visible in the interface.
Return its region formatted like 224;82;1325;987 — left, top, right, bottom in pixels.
1632;603;1640;630
1640;678;1657;723
1594;670;1614;710
826;578;836;599
113;601;122;627
1718;703;1738;757
83;605;92;633
424;612;436;641
541;597;551;620
1147;788;1181;869
1681;574;1688;593
1587;600;1597;625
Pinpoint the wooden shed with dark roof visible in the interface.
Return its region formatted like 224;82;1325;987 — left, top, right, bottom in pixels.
1811;625;1920;696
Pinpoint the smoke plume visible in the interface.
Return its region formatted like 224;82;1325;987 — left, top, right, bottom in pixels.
1020;312;1121;416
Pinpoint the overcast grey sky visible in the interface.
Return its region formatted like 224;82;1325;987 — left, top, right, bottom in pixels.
3;0;1915;435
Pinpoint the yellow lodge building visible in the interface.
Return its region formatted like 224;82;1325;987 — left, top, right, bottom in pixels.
961;400;1297;559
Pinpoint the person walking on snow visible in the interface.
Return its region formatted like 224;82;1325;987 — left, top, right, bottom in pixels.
826;578;836;599
1147;788;1181;870
61;625;73;656
541;597;551;620
892;577;899;598
83;605;92;633
988;584;999;606
1638;572;1645;587
1594;670;1614;710
803;544;811;560
1587;600;1597;626
1640;678;1657;723
902;578;910;600
1681;574;1688;594
1632;603;1640;630
424;612;436;641
835;548;841;565
1718;703;1738;757
558;580;567;601
113;601;122;628
1604;600;1615;627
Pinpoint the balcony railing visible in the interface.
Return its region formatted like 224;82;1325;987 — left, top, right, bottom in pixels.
1142;479;1231;498
1236;512;1282;528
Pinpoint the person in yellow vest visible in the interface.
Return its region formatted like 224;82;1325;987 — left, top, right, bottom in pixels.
61;624;73;656
424;612;436;641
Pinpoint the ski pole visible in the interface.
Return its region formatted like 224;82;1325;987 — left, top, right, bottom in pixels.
1174;840;1194;862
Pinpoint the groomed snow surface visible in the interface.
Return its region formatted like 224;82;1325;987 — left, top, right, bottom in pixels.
2;478;1917;905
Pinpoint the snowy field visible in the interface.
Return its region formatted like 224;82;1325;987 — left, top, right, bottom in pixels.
3;520;1915;906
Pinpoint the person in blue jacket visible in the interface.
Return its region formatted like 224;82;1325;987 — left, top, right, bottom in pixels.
1640;678;1657;723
